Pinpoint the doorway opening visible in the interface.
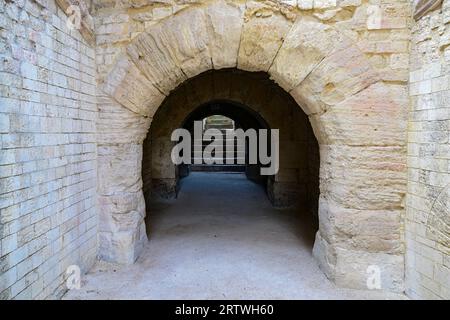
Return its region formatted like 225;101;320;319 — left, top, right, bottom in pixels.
142;69;320;250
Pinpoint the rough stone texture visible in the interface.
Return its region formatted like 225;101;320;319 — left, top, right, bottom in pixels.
54;0;95;45
238;1;293;72
0;0;97;299
146;70;318;209
407;0;450;299
94;0;411;293
414;0;443;20
63;172;406;300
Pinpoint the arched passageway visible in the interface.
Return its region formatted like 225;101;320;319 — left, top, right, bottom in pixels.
97;1;407;292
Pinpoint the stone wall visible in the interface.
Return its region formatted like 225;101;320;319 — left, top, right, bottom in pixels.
0;0;97;299
406;0;450;299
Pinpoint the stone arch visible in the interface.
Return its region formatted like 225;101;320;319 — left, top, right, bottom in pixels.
97;1;407;291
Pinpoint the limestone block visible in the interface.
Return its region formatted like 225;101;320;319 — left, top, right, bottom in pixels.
98;192;145;230
126;27;185;95
100;209;144;235
98;223;147;265
238;8;293;72
102;57;165;117
280;0;297;7
152;6;172;20
314;0;337;10
205;1;244;69
310;82;408;146
270;18;352;91
151;137;176;179
326;199;403;254
298;0;313;10
98;144;143;196
150;88;189;137
291;46;380;116
97;102;151;145
128;7;212;94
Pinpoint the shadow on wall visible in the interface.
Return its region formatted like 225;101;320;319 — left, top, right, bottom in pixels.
141;69;320;215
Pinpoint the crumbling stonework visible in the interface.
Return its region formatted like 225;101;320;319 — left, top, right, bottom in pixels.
1;0;449;300
0;0;97;299
97;0;410;292
146;69;318;209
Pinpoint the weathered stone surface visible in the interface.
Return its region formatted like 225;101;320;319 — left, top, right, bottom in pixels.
334;248;405;292
128;7;213;94
0;0;98;300
98;222;147;265
406;2;450;299
97;97;151;145
320;145;407;211
427;185;450;251
98;144;143;196
102;57;165;117
127;26;186;95
269;18;352;91
310;82;408;145
55;0;96;45
414;0;443;20
326;199;403;254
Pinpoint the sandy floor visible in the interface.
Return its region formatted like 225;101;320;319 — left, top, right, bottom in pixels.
64;172;407;300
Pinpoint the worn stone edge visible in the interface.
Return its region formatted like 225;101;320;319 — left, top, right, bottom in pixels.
55;0;96;46
413;0;443;21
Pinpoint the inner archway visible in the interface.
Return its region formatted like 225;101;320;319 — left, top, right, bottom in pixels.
97;1;407;292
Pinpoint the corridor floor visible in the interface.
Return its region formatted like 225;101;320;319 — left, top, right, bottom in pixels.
64;172;406;300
